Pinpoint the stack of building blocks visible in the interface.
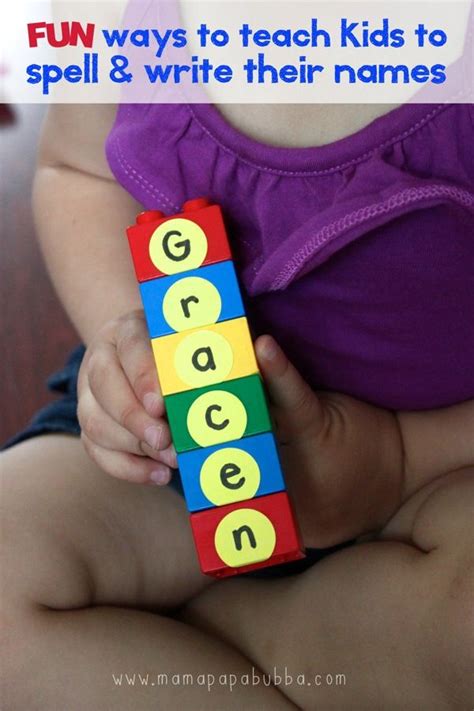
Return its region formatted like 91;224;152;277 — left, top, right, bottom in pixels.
126;198;305;577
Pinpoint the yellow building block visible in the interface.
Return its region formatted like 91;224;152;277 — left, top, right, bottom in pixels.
152;317;258;396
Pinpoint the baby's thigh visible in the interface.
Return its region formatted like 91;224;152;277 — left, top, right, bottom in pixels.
182;470;474;708
2;435;211;615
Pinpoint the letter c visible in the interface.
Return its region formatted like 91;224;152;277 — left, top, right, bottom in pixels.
205;404;230;431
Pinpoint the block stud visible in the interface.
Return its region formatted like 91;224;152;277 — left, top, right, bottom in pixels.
183;197;211;212
136;210;165;225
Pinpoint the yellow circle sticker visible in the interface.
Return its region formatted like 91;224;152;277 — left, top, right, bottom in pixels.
162;277;222;332
187;390;247;447
200;448;260;506
214;509;276;568
174;330;233;388
149;218;208;275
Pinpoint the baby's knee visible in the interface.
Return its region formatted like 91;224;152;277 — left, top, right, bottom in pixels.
1;444;96;615
408;473;474;706
2;445;97;707
427;551;474;704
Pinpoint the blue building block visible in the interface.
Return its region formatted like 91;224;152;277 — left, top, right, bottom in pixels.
177;432;286;512
139;260;245;338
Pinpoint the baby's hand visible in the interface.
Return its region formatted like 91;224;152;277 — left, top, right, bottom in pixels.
77;310;177;485
255;336;404;548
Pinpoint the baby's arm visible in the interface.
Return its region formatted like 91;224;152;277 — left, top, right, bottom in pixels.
397;401;474;499
256;335;474;548
34;105;175;483
34;105;141;342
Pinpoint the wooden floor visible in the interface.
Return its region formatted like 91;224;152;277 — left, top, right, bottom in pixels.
0;105;78;444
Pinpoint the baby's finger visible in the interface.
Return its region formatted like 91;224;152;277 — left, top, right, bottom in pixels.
87;342;167;451
81;433;172;485
140;441;178;469
115;313;164;418
255;335;323;435
78;387;170;461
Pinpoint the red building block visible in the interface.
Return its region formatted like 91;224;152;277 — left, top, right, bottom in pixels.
127;198;232;283
189;492;305;578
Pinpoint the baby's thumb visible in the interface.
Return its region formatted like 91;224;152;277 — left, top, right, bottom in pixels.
255;335;323;436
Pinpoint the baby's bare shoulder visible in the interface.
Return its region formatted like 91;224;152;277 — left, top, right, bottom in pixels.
37;105;118;180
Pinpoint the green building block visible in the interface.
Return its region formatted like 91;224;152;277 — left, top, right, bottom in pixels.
165;374;272;453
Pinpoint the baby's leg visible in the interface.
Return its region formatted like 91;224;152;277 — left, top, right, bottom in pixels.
182;469;474;709
2;436;294;710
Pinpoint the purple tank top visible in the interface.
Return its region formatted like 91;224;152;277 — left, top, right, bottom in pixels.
106;103;474;410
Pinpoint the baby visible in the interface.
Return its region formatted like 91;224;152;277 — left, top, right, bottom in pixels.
2;99;473;710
